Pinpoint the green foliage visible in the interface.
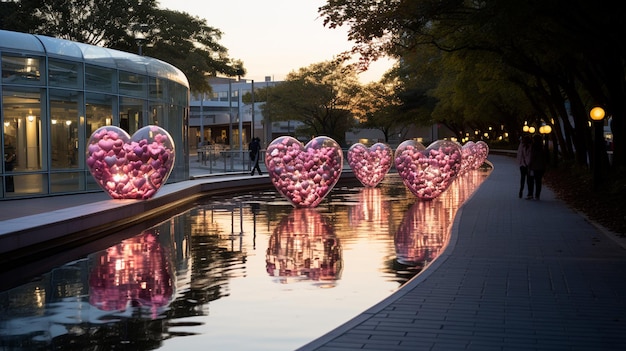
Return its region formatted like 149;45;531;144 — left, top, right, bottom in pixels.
319;0;626;170
357;76;414;142
260;60;361;145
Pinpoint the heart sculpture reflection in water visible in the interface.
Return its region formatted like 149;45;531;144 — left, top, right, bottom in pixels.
347;142;393;187
394;139;463;200
89;230;173;318
394;200;450;267
265;136;343;208
87;125;175;200
266;209;342;285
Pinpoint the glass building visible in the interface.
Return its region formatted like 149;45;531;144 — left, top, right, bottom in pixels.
0;30;190;200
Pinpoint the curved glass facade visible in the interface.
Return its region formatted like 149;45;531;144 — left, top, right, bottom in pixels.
0;30;189;199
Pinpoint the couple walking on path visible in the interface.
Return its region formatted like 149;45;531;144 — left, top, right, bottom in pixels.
517;134;548;200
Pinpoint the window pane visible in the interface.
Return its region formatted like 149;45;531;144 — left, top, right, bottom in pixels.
2;55;44;85
86;93;115;138
149;76;164;100
50;172;85;193
85;65;116;93
3;173;48;196
50;89;80;169
48;59;81;88
2;87;44;172
120;97;144;134
119;71;147;97
150;103;164;126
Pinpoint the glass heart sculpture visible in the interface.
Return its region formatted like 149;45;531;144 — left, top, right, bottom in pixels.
347;142;393;187
460;141;477;175
265;136;343;208
474;140;489;168
394;139;463;200
87;125;175;200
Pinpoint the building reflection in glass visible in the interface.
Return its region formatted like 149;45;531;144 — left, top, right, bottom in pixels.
89;230;173;319
266;209;342;286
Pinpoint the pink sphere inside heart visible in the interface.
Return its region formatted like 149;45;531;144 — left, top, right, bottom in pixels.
347;142;392;187
394;139;462;200
265;136;343;208
86;125;175;200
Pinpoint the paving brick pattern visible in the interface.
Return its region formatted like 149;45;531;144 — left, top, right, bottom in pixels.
297;155;626;351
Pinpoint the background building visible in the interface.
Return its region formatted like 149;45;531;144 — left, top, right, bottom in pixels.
189;76;279;152
1;30;189;200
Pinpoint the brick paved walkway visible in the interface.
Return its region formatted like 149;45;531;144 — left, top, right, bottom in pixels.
296;155;626;351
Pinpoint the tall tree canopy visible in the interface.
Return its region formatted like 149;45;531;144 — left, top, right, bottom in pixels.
0;0;245;92
257;60;362;146
319;0;626;170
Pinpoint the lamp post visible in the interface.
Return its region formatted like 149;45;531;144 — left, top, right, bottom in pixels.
134;24;148;55
589;107;605;190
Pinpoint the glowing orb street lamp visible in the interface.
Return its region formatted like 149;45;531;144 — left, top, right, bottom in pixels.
589;107;605;190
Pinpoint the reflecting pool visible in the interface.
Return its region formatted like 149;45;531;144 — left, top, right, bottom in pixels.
0;169;490;351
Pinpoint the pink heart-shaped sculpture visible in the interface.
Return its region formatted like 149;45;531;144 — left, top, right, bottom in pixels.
87;125;175;200
474;141;489;168
460;141;477;175
347;142;393;187
265;136;343;208
394;139;462;200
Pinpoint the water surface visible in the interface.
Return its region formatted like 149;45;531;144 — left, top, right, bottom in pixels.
0;170;489;351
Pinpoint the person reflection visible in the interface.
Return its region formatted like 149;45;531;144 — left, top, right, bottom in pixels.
266;209;342;286
4;145;16;192
89;230;173;319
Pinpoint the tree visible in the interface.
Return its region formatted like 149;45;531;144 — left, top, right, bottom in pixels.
124;9;245;93
260;60;362;146
357;75;411;143
319;0;626;170
0;0;244;92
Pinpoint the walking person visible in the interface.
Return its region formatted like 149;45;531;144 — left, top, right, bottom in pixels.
528;134;547;200
516;135;532;198
249;137;263;176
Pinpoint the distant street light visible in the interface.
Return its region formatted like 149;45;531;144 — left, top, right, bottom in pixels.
589;107;606;190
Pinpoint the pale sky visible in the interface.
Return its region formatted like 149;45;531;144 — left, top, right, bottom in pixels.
157;0;395;83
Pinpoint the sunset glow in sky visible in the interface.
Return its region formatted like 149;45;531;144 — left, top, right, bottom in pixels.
157;0;395;83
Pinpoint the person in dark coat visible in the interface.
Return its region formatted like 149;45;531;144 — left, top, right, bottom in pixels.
528;134;547;200
249;137;262;176
516;135;532;198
